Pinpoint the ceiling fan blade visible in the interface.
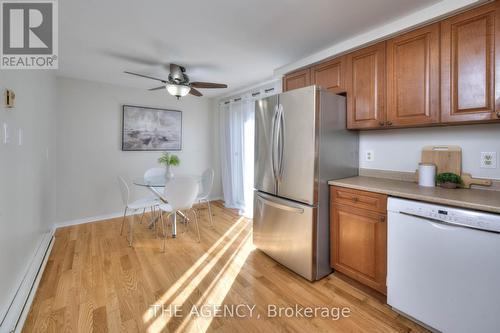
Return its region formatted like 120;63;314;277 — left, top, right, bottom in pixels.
189;87;203;97
124;71;166;83
148;86;165;91
191;82;228;89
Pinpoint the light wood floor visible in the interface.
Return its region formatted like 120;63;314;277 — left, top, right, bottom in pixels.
23;202;428;333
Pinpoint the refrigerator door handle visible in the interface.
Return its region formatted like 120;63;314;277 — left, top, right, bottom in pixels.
271;105;280;181
278;104;285;181
256;192;304;214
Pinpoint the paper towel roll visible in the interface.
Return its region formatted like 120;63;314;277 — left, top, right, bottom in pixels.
419;163;436;187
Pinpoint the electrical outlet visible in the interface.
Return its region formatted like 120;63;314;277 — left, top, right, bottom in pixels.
365;150;375;162
481;152;497;169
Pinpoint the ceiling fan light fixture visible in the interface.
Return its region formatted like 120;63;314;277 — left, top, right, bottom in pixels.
166;83;191;98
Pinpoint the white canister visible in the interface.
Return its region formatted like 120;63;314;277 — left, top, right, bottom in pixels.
418;163;436;187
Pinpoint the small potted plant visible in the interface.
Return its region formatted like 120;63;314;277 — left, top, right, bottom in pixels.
158;153;180;179
436;172;463;189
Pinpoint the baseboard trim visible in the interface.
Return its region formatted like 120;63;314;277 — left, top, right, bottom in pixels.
0;232;54;333
53;210;130;230
53;197;224;230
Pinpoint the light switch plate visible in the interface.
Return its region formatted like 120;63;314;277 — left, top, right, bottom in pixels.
481;152;497;169
3;123;9;144
18;128;23;146
365;150;375;162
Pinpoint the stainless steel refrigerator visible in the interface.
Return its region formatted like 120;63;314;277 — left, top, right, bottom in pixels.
253;85;359;281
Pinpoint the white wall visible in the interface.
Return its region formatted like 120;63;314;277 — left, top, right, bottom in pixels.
359;124;500;180
0;71;57;321
55;77;220;224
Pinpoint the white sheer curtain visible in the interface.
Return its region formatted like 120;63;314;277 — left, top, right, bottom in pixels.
219;98;254;217
219;82;280;218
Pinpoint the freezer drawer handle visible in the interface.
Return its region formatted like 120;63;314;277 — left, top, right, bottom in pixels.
257;195;304;214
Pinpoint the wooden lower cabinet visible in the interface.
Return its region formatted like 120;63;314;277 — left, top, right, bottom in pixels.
330;186;387;294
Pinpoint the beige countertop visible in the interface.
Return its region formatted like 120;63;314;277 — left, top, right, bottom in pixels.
328;176;500;214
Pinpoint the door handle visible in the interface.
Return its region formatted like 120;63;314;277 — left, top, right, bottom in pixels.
256;194;304;214
271;106;280;181
278;104;285;181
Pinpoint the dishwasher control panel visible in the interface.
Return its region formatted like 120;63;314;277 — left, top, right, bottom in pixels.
388;198;500;233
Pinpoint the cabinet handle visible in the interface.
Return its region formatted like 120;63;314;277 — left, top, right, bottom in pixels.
386;121;393;126
379;122;385;126
351;197;359;202
380;216;386;222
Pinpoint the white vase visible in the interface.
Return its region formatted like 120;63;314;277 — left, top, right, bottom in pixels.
165;165;174;180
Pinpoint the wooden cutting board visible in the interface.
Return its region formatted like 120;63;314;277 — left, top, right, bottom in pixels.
421;145;462;175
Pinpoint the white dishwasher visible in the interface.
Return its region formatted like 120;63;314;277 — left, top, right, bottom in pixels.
387;197;500;333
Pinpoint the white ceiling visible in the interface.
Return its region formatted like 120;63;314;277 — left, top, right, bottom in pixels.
59;0;442;97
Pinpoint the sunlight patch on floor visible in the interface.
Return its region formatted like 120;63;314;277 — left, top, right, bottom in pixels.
146;217;251;332
176;233;254;332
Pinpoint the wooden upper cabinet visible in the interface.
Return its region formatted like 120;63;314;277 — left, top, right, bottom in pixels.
283;68;311;92
441;2;500;123
311;57;345;93
346;42;386;129
386;23;440;127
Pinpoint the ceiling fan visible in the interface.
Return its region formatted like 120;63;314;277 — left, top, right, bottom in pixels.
124;63;227;99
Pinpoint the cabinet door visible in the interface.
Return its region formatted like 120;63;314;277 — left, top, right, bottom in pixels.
441;3;500;123
386;23;440;127
311;57;345;93
330;203;387;294
282;68;311;92
346;42;386;129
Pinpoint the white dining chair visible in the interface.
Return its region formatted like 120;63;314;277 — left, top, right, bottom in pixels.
143;167;166;223
118;176;161;246
158;176;200;252
196;168;215;227
144;167;165;180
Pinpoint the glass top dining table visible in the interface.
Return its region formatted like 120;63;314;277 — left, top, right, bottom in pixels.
132;174;201;238
133;175;201;188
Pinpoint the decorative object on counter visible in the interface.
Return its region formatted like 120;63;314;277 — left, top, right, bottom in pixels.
158;152;180;179
460;173;493;189
416;145;493;190
436;172;462;189
421;145;462;175
418;163;436;187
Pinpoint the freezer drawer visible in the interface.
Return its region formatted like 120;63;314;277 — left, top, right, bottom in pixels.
253;191;316;280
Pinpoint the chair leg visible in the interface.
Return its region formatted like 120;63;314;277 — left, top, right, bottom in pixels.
183;210;188;234
151;206;157;236
160;210;167;252
206;200;214;227
140;208;146;224
120;207;128;235
128;213;134;247
191;209;201;243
